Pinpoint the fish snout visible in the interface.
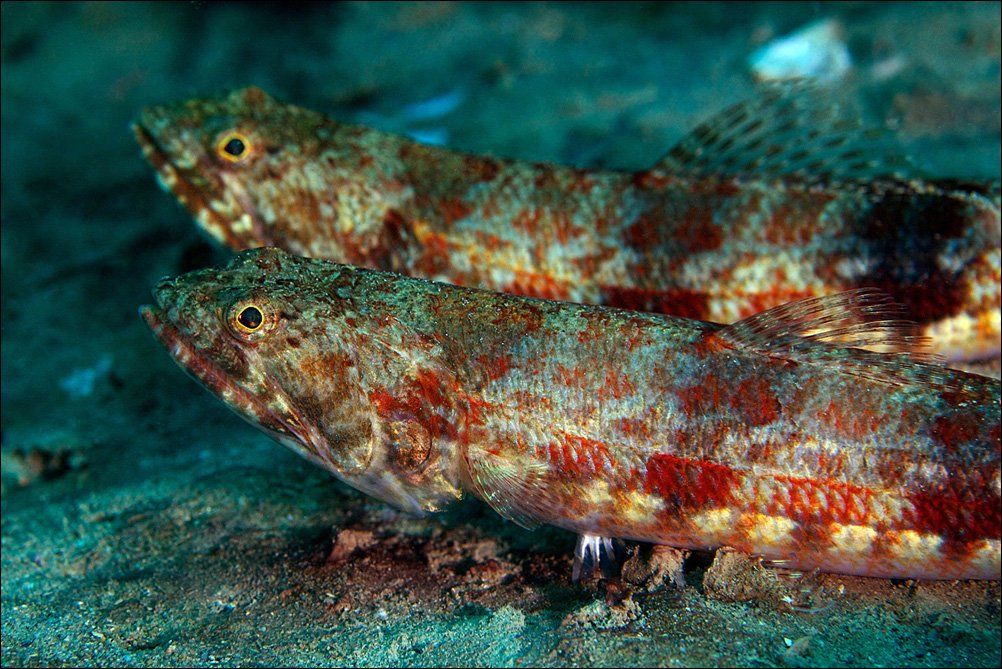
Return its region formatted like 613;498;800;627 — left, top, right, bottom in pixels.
153;276;180;309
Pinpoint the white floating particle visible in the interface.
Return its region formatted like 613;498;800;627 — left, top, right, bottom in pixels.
59;354;114;398
749;18;852;83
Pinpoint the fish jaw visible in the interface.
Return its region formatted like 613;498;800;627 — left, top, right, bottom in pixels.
139;301;311;457
140;251;467;514
132;117;262;251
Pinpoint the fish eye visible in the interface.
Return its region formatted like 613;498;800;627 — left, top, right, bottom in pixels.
227;300;277;340
228;302;271;339
216;131;251;163
237;305;263;331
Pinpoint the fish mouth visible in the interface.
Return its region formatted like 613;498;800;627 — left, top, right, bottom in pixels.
132;121;251;250
140;305;431;515
140;303;308;448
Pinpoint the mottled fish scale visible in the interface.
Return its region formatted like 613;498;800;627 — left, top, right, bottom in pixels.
134;86;1001;362
143;249;1001;580
455;299;999;576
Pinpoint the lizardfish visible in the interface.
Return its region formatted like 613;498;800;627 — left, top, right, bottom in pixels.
133;86;1001;363
142;248;1001;580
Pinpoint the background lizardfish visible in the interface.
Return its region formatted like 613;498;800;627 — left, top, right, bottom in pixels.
142;248;1001;581
134;86;1001;363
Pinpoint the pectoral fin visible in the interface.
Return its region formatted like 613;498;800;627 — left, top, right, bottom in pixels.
462;444;553;530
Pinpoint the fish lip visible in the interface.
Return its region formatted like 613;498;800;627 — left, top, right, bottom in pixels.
132;120;249;250
139;303;305;445
132;121;170;175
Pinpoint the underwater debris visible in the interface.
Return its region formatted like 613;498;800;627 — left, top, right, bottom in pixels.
59;353;113;398
869;53;907;82
404;127;449;146
352;87;465;147
327;527;377;563
400;87;466;122
703;549;794;605
5;446;87;486
621;544;688;591
749;18;852;83
561;596;642;632
781;635;813;663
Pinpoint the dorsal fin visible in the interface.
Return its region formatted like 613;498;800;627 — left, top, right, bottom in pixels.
650;83;921;184
719;289;932;357
712;289;993;396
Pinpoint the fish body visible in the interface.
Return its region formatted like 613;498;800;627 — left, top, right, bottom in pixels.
134;86;1002;362
143;248;1001;580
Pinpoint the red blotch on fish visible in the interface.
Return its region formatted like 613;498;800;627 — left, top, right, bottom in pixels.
644;453;740;510
369;369;456;440
819;398;883;441
439;198;472;227
732;376;780;426
541;432;616;478
769;475;874;527
601;367;637;400
514;208;544;237
477;353;513;382
599;286;709;319
764;198;830;245
929;413;983;451
613;417;652;440
414;229;453;275
623;214;661;250
674;205;723;252
504;270;569;300
905;471;1001;550
552;211;581;245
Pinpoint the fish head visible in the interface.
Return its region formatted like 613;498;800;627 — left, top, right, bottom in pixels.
141;248;462;514
134;87;399;262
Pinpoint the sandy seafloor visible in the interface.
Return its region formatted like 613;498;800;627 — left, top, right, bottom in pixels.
2;2;1000;667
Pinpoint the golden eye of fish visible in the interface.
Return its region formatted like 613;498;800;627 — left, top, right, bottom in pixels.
235;304;264;332
216;132;251;163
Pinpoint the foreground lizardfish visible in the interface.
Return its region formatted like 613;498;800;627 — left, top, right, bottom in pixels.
142;248;1001;580
134;86;1001;362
